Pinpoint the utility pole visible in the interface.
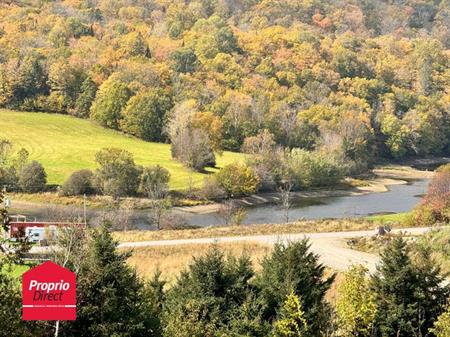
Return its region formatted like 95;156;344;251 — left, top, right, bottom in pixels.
83;194;87;226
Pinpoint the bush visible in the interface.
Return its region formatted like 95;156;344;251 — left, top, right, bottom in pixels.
0;166;18;191
198;176;226;200
18;161;47;193
216;163;260;197
409;166;450;226
286;149;343;189
139;165;170;199
61;169;95;196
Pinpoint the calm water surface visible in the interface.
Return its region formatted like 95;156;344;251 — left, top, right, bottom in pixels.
184;179;430;227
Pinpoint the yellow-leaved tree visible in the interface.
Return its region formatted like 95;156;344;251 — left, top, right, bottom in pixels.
336;265;377;337
273;292;308;337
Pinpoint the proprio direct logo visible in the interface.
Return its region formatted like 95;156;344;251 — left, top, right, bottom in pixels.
22;261;76;321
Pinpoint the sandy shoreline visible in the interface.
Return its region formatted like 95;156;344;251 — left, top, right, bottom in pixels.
174;165;434;215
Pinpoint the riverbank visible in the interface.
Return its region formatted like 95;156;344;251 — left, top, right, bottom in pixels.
6;164;433;229
7;164;435;214
175;165;433;215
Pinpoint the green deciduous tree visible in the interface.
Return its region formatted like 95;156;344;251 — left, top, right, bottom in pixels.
170;47;198;73
336;265;377;337
121;89;172;141
94;148;140;198
90;77;132;129
74;77;98;118
18;161;47;193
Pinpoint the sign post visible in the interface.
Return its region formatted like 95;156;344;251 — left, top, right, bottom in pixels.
22;261;76;321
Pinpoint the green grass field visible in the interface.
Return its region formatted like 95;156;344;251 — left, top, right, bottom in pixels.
0;110;244;189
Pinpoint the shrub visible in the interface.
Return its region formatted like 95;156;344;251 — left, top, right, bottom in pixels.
409;166;450;226
431;305;450;337
94;148;141;199
198;176;226;200
286;149;343;189
139;165;170;199
216;163;260;197
61;169;95;196
18;161;47;193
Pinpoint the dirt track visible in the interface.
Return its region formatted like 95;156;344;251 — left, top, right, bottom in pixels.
118;227;432;273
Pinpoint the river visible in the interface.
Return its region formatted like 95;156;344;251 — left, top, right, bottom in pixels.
181;179;430;227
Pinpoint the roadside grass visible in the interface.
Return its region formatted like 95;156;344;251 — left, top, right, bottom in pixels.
365;212;411;224
122;242;272;284
0;109;244;189
122;242;342;297
113;218;401;243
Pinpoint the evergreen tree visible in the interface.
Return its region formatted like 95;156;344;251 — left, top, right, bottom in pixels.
254;240;335;337
62;223;160;337
162;245;254;337
372;238;449;337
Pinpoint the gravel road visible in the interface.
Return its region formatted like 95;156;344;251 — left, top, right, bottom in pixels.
118;227;432;273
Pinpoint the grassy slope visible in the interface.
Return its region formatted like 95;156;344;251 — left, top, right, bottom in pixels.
0;110;244;189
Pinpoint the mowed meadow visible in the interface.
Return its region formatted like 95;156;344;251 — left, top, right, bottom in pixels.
0;109;244;189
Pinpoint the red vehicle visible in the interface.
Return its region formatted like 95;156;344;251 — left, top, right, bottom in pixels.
8;215;85;239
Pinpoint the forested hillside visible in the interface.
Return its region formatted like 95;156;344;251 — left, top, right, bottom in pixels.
0;0;449;168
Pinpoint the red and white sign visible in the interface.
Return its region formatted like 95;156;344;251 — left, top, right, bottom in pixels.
22;261;76;321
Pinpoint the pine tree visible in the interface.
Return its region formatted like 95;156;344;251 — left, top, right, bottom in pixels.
372;238;449;337
62;223;160;337
162;245;254;337
254;240;335;337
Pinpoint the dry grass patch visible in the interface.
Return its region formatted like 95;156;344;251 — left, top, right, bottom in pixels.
123;242;272;284
113;219;397;243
